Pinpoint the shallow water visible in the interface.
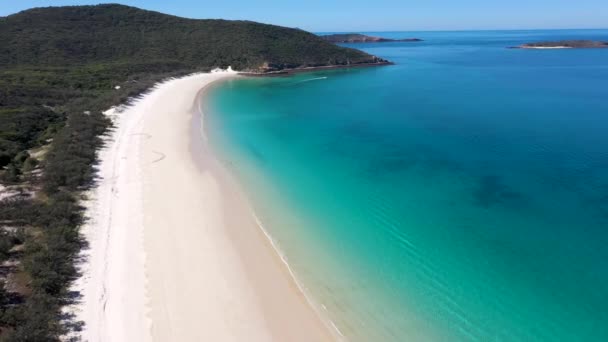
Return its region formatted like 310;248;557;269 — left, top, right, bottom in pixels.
205;29;608;341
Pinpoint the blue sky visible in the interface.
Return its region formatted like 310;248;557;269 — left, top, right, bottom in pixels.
2;0;606;32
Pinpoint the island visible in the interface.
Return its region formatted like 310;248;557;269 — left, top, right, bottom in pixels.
321;33;423;43
511;40;608;49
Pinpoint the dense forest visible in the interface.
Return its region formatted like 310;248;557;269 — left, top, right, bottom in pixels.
0;4;387;340
0;4;381;71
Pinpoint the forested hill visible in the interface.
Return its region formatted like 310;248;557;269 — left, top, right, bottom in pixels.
0;4;383;71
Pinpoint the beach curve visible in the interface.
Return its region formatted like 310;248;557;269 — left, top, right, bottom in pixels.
70;71;334;341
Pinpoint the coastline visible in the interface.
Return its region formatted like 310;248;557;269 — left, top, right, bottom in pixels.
72;72;334;341
196;82;346;340
239;61;393;77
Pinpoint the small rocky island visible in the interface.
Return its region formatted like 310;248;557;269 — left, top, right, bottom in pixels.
322;33;422;43
512;40;608;49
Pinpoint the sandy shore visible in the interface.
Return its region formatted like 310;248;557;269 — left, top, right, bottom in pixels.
72;71;333;341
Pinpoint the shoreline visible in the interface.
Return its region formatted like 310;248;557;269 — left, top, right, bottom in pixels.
72;71;335;341
239;61;393;77
195;82;346;340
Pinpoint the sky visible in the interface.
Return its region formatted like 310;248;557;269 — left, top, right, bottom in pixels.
1;0;607;32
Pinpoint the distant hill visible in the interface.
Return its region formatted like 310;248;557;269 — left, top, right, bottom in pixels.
0;4;386;72
512;40;608;49
321;33;422;44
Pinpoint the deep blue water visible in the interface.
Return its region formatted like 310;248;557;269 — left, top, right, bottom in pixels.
205;30;608;341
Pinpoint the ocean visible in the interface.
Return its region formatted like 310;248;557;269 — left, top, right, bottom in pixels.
204;29;608;341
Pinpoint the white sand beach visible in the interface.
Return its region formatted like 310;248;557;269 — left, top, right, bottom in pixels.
72;71;333;341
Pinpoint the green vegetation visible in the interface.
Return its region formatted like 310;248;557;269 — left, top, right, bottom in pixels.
0;4;381;71
0;4;386;340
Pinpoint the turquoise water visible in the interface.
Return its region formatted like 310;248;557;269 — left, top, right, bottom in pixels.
205;30;608;341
